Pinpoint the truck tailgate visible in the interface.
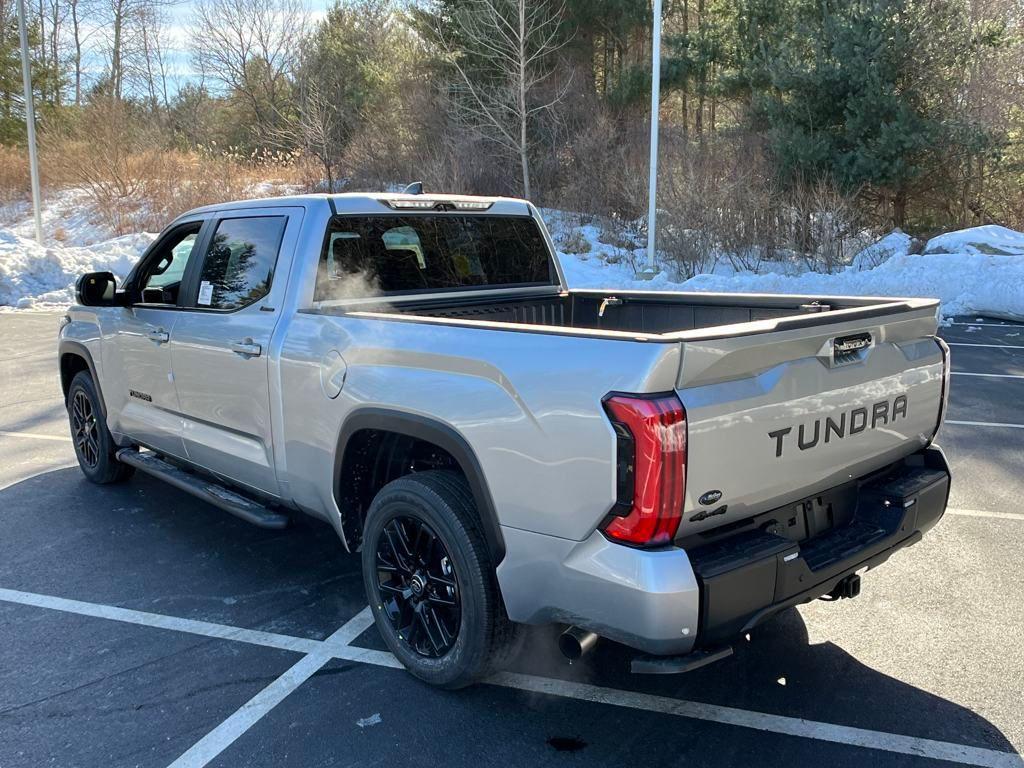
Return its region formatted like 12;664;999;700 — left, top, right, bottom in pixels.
675;305;946;535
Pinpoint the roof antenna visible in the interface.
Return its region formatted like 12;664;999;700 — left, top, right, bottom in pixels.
403;181;424;195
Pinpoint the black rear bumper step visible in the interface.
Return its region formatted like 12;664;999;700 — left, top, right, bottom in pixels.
116;449;289;530
687;447;950;648
631;645;734;675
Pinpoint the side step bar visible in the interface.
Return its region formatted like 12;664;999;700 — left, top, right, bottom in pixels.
116;449;289;530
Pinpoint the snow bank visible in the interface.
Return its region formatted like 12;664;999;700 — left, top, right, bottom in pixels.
2;193;1022;321
556;223;1024;321
0;229;154;309
924;225;1024;256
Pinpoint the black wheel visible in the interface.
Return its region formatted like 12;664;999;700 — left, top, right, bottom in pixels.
67;371;134;484
362;470;522;688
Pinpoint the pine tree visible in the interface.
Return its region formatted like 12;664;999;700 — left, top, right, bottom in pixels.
758;0;1001;226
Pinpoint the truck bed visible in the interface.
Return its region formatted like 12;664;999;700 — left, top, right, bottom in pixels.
340;288;937;340
329;287;947;545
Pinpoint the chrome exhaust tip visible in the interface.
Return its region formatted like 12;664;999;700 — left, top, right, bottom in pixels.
558;626;599;661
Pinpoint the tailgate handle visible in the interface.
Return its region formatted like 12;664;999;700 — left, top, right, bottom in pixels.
832;332;873;366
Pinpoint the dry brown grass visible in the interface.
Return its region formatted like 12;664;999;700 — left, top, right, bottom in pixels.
42;140;309;234
0;146;31;204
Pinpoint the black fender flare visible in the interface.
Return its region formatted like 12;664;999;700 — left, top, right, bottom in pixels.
334;408;506;564
58;340;107;414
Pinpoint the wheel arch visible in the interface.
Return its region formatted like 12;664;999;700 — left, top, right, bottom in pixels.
334;408;505;565
59;341;105;412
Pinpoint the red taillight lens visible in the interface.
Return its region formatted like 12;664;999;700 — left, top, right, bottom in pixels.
601;394;687;547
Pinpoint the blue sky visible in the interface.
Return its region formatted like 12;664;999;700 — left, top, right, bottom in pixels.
81;0;338;93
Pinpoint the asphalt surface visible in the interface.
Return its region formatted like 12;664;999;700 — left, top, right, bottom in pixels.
1;311;1022;768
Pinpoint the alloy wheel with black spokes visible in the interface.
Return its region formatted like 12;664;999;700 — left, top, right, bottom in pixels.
71;389;100;469
66;371;134;484
376;514;461;658
362;470;522;688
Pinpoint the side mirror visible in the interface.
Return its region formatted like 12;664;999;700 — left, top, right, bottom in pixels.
75;272;122;306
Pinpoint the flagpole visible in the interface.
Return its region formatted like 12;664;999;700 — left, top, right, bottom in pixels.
643;0;663;275
17;0;44;244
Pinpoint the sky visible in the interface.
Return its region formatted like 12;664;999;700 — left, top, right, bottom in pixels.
77;0;336;95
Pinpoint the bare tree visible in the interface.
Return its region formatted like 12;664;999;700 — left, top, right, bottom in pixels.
431;0;570;199
93;0;171;100
190;0;309;143
272;81;336;189
67;0;86;104
132;2;172;110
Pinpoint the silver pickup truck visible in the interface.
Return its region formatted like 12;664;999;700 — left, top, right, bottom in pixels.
61;192;951;687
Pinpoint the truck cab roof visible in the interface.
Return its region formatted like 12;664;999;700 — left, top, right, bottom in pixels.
179;192;534;220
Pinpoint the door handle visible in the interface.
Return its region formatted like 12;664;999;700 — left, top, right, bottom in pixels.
230;339;262;357
147;328;170;344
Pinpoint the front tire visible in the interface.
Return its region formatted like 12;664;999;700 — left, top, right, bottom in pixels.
67;371;133;484
361;470;521;688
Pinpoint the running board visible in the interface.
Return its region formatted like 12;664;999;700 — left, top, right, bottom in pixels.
116;449;289;530
630;645;733;675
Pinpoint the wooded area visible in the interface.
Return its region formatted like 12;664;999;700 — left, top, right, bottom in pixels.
1;0;1022;252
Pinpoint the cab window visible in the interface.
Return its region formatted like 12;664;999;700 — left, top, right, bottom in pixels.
136;224;202;305
196;216;286;311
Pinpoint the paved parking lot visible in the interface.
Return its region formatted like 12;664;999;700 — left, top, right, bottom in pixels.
1;311;1022;768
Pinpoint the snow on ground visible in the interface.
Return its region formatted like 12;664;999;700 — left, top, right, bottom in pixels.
550;215;1024;322
0;190;155;309
1;191;1023;320
924;224;1024;256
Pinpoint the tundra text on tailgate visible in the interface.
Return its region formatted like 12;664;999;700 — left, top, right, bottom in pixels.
60;191;951;687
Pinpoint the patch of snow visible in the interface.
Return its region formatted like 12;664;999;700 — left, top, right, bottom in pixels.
924;225;1024;256
356;713;382;728
0;227;154;309
849;230;912;271
556;223;1024;322
4;194;1024;322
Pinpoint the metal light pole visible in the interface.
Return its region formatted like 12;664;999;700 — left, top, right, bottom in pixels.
642;0;663;276
17;0;44;244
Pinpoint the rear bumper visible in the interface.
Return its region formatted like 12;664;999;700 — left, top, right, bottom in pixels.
496;446;950;656
689;446;949;648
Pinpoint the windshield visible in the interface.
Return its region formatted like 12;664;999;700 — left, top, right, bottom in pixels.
315;215;555;301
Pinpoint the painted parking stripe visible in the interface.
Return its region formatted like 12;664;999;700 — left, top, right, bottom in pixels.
951;372;1024;379
0;587;322;654
946;419;1024;429
947;322;1023;328
947;343;1024;350
483;672;1024;768
0;588;1020;767
0;429;71;442
168;609;374;768
947;508;1024;522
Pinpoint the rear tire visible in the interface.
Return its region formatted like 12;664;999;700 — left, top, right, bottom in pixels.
361;470;522;689
67;371;134;485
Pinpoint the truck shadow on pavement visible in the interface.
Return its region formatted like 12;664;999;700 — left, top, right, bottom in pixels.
0;467;1018;762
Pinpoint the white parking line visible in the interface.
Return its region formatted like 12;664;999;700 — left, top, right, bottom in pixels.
948;343;1024;350
948;508;1024;522
947;322;1023;328
484;673;1024;768
0;588;1019;767
168;608;375;768
0;587;322;654
951;372;1024;379
946;419;1024;429
0;429;71;442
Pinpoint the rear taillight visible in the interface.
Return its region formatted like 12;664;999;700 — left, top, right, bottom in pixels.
601;394;687;547
930;336;951;445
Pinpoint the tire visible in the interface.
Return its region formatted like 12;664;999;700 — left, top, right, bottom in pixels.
67;371;134;485
361;470;522;689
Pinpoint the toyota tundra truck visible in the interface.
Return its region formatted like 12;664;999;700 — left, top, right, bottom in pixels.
60;191;952;687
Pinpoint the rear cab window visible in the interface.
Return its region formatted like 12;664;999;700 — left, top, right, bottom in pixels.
315;215;555;301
